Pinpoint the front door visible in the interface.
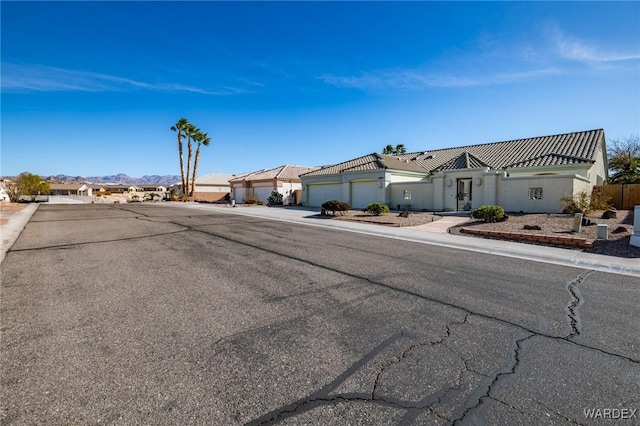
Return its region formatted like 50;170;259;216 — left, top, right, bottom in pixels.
457;178;472;211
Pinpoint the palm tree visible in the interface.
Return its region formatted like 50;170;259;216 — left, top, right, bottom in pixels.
190;130;211;197
395;144;407;155
184;123;199;198
382;144;395;155
170;118;189;198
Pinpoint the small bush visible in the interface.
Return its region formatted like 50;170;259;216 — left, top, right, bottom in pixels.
267;190;283;206
243;194;258;205
321;200;351;216
561;190;611;215
364;202;390;216
471;205;505;223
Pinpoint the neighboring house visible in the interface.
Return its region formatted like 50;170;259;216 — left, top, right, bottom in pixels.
230;165;319;205
49;183;93;196
182;173;237;202
301;129;608;213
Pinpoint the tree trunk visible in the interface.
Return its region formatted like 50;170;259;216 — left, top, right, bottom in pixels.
186;137;193;199
190;145;202;197
178;134;186;200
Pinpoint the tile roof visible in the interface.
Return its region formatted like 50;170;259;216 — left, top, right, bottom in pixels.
229;165;319;182
303;129;605;177
301;153;430;176
195;173;236;185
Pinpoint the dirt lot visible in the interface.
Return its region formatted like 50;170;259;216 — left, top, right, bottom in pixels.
334;209;639;258
0;202;28;226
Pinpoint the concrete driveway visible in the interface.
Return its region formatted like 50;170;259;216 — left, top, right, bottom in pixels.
1;204;638;424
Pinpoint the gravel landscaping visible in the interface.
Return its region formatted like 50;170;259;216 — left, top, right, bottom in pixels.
332;209;639;258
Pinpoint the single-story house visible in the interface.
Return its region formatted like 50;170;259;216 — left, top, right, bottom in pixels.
301;129;608;213
49;183;93;196
230;165;319;205
177;173;237;202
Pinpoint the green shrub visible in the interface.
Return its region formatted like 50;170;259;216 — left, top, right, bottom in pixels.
321;200;351;215
364;202;390;216
561;190;611;215
267;190;283;206
471;205;505;223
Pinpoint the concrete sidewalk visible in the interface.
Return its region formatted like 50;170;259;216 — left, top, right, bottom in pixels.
173;203;639;277
0;203;39;264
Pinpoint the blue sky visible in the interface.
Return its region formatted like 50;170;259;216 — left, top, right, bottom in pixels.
2;1;639;178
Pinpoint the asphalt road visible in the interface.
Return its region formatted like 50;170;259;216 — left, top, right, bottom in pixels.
1;204;638;425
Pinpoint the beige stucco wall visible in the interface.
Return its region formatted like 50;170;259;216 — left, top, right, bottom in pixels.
302;170;427;207
390;181;435;210
303;164;598;213
496;174;589;213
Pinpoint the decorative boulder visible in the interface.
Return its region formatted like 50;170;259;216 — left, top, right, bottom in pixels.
523;225;542;230
602;209;617;219
612;226;628;234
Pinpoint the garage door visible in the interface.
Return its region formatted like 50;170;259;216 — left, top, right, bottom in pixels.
308;184;343;207
350;181;378;209
253;186;274;203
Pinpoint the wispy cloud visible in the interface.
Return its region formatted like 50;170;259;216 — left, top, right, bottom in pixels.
320;23;638;93
546;24;640;63
320;67;562;91
1;63;249;95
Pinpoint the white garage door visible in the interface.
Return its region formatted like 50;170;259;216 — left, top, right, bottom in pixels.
308;184;343;207
351;181;378;209
253;186;274;203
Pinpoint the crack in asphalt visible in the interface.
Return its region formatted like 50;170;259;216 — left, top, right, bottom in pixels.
450;333;536;425
371;314;470;401
565;270;594;339
16;207;636;424
7;228;189;253
177;221;638;364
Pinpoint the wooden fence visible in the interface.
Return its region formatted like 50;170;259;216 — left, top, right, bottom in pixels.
595;184;640;210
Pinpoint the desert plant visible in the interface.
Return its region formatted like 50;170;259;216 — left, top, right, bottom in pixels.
471;205;505;223
561;190;611;215
243;193;259;205
321;200;351;216
364;202;390;216
267;190;283;206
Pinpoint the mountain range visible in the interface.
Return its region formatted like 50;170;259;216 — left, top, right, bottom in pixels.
45;173;181;185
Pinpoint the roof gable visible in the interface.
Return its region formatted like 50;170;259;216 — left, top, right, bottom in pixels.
435;152;490;171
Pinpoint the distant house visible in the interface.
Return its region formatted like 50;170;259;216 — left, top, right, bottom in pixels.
301;129;608;213
49;183;93;196
176;173;237;202
230;165;319;205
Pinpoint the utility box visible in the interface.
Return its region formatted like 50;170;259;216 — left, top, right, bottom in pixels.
597;224;608;240
573;213;583;233
631;206;640;248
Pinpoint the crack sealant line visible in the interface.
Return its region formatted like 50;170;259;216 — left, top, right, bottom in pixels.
246;333;404;425
451;333;536;425
371;314;470;400
183;224;639;364
168;203;640;277
565;270;594;339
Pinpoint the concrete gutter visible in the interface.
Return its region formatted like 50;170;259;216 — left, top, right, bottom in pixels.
0;203;39;264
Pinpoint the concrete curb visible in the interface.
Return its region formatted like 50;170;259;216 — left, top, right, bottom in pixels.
0;203;39;264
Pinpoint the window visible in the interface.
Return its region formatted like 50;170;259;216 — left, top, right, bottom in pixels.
403;190;412;200
528;187;543;200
